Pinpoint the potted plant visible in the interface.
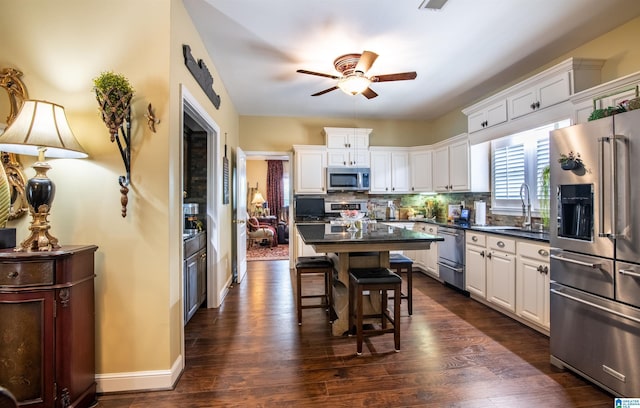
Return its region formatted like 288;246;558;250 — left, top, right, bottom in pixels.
539;165;550;230
558;151;583;170
93;71;134;141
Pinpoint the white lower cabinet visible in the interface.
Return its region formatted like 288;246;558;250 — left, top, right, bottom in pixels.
516;241;550;330
412;223;438;277
486;235;516;313
294;227;322;261
465;231;487;297
464;230;550;335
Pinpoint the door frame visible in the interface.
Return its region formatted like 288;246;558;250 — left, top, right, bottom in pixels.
244;151;294;267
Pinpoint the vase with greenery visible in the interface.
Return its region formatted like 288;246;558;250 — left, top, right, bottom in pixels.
93;71;134;141
539;165;550;230
558;151;583;170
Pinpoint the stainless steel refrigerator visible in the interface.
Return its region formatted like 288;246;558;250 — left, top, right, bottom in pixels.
549;109;640;397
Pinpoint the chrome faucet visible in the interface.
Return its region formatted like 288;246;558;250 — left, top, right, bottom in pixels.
520;182;532;230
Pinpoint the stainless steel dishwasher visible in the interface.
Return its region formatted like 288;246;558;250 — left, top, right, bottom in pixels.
437;226;466;292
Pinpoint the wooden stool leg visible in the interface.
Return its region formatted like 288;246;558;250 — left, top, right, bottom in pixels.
394;282;401;352
296;269;302;325
327;269;334;322
381;289;388;330
407;266;413;316
356;285;364;356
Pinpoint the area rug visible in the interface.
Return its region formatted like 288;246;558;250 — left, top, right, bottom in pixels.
247;244;289;261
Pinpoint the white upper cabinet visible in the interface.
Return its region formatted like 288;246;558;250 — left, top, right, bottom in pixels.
433;136;470;192
463;58;604;137
369;148;410;193
324;127;371;167
467;100;508;133
293;145;326;194
409;149;433;192
571;71;640;125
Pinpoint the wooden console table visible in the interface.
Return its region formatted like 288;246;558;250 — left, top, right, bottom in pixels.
0;245;98;408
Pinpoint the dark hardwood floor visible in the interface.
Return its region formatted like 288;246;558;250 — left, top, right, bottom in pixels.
98;260;613;407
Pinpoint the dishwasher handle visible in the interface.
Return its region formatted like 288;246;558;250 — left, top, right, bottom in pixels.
437;261;463;273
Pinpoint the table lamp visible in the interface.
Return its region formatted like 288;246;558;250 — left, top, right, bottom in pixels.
251;191;265;216
0;99;88;251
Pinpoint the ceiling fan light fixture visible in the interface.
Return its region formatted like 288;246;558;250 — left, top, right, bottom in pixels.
337;74;371;95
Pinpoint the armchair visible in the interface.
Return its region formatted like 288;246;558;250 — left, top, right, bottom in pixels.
247;216;277;247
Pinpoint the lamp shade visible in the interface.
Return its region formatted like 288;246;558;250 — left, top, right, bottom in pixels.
251;191;265;205
0;99;87;159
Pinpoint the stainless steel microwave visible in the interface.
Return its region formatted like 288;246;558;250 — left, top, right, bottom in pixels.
326;167;370;192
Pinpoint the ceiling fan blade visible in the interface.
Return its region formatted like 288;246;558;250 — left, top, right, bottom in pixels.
296;69;339;80
372;72;418;82
355;51;378;73
361;87;378;99
311;86;339;96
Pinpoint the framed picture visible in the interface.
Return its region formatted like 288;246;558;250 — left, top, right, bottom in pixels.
222;155;229;205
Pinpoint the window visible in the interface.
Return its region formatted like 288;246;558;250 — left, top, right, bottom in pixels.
491;119;569;215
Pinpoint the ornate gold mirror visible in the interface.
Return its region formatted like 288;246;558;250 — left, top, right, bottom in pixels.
0;67;29;220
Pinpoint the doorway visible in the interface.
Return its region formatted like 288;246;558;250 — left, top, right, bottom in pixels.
181;86;221;315
245;152;292;262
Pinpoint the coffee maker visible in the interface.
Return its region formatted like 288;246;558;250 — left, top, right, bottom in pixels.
183;203;200;235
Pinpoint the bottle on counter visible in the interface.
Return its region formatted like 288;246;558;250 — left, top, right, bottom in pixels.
387;201;396;220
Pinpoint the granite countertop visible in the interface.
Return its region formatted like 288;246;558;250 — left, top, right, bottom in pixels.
380;219;550;243
296;222;444;246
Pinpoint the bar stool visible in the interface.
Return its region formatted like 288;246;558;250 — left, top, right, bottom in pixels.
296;256;334;325
389;253;414;315
349;268;402;356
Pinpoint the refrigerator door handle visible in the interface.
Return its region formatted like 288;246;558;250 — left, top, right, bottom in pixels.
611;134;628;239
551;288;640;324
597;136;609;238
619;268;640;278
550;253;601;268
610;134;620;238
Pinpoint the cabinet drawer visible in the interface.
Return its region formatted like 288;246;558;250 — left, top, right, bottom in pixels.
414;223;437;235
517;241;550;261
466;231;486;246
487;236;515;253
0;261;55;286
184;233;206;258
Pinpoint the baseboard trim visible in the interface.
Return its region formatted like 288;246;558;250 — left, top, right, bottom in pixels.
96;354;184;393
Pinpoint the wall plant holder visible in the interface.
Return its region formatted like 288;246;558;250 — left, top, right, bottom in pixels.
93;71;134;217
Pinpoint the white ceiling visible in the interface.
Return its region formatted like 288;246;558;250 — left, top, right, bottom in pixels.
183;0;640;121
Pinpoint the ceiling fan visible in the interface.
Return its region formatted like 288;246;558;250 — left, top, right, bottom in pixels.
296;51;417;99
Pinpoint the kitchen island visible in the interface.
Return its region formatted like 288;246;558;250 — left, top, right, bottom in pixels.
296;223;443;336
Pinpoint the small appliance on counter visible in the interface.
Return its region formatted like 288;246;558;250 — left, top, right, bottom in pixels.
183;203;200;235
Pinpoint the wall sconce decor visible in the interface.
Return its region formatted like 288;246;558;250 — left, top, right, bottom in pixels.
93;71;133;217
0;100;88;251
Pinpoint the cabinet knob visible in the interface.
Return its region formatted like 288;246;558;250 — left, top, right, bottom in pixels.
8;271;18;279
486;252;492;259
538;248;548;257
472;236;478;242
480;250;485;257
497;241;505;248
343;161;346;165
530;103;536;110
535;101;540;109
392;187;395;191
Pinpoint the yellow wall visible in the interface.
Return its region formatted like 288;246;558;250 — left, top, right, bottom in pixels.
246;160;268;204
0;0;239;386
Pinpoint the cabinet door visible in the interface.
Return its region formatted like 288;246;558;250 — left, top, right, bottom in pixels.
390;151;410;193
485;100;508;128
465;244;486;297
369;151;392;193
448;140;470;191
410;150;433;192
351;149;370;167
509;86;537;119
467;110;487;133
0;291;55;407
516;256;550;329
487;251;516;312
538;71;571;110
327;150;350;167
433;146;450;192
350;133;369;150
294;148;326;194
185;253;199;322
197;249;207;306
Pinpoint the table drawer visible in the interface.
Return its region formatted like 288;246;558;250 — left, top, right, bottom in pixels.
0;261;55;286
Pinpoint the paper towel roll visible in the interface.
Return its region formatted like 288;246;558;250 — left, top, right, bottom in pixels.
475;201;487;226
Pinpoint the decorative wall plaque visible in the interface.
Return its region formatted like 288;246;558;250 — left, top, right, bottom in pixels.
183;44;221;110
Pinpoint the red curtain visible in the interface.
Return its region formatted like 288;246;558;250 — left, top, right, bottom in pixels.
266;160;284;220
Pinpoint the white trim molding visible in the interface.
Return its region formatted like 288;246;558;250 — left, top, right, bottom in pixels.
96;355;183;393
